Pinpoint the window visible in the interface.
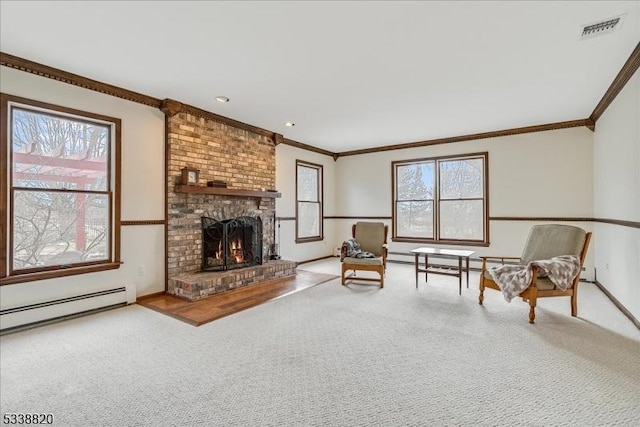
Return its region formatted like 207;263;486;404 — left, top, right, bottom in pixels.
1;94;121;285
296;160;323;243
392;152;488;245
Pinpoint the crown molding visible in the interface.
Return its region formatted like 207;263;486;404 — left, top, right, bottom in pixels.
161;98;277;141
336;119;591;158
590;42;640;124
159;99;183;117
301;42;639;158
4;43;638;159
281;138;337;159
0;52;277;142
0;51;162;108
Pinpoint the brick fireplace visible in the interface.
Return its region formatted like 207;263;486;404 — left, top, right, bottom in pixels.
163;100;296;300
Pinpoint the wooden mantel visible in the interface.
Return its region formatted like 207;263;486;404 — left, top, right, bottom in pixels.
175;185;281;198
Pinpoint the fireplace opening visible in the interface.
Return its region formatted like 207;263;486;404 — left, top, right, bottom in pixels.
201;216;263;271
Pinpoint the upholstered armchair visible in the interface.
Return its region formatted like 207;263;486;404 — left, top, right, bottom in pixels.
479;224;591;323
341;222;388;288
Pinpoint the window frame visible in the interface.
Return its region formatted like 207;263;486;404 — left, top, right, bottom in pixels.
0;93;121;285
295;159;323;243
391;152;489;246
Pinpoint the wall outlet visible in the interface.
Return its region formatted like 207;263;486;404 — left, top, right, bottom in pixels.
137;264;146;277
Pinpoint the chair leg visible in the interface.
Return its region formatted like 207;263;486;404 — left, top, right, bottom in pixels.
528;292;537;324
479;260;486;305
341;264;384;288
571;289;578;317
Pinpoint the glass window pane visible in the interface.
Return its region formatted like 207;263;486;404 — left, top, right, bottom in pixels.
297;165;318;201
396;201;433;238
396;162;434;200
12;190;110;270
439;200;484;240
439;158;483;199
12;108;109;191
298;202;320;238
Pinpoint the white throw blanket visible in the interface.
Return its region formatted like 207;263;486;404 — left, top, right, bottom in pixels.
488;255;581;302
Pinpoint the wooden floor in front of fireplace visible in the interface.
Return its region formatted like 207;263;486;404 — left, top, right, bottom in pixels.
137;269;338;326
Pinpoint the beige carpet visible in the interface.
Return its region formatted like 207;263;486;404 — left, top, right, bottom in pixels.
1;258;638;426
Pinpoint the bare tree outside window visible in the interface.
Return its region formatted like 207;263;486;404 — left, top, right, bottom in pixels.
439;158;484;240
10;106;111;271
393;153;487;244
396;161;434;238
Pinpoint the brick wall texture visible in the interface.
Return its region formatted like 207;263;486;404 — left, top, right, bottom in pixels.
167;113;276;279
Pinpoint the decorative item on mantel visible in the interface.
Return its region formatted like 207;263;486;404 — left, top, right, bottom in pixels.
207;180;228;188
180;167;200;186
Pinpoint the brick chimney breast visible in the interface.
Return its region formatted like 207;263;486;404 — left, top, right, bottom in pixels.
167;112;276;279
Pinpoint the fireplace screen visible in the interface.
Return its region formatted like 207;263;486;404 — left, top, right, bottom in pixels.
201;216;263;271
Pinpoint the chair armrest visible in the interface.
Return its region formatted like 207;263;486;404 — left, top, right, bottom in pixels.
480;256;521;264
480;256;521;270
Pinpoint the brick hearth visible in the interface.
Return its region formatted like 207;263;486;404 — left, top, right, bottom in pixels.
168;260;297;301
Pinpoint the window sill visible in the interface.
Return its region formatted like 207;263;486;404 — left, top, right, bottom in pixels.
0;262;122;286
296;236;324;244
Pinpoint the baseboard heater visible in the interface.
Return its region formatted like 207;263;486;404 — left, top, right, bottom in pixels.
0;286;134;335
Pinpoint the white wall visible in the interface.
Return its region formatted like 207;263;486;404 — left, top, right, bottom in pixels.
275;144;336;262
593;68;640;320
333;127;595;277
0;66;165;314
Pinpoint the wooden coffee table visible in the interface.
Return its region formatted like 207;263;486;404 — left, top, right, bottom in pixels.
410;247;475;295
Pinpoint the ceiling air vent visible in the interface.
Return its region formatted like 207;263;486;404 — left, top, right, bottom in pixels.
580;14;626;40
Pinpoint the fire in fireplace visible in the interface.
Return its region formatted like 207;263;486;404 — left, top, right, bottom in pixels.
201;216;263;271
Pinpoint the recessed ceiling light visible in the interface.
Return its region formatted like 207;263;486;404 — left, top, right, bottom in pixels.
215;96;230;103
284;122;295;127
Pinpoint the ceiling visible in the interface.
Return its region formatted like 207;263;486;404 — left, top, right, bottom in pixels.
1;1;638;153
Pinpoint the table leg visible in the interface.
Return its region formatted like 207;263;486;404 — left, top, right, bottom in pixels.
458;256;462;295
466;256;470;288
414;253;418;288
425;254;429;283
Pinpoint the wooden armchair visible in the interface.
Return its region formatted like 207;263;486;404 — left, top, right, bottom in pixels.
341;222;388;288
479;224;591;324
